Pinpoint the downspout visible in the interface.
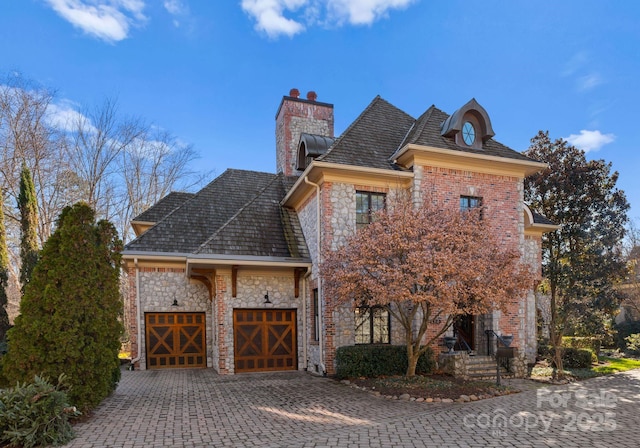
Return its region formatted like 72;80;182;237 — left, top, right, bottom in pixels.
304;176;326;375
130;258;143;368
302;274;307;371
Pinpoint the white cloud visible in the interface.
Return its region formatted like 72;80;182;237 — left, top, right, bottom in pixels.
241;0;415;37
565;130;615;153
46;100;95;133
164;0;189;26
44;0;147;42
327;0;414;25
241;0;307;37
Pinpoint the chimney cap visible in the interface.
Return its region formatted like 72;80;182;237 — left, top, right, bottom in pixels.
289;88;300;98
306;91;317;101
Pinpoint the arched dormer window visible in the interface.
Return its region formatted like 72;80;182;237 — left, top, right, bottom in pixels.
296;133;335;171
440;98;495;150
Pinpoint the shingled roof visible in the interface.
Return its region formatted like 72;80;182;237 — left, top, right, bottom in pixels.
317;96;414;170
132;191;195;224
318;96;538;169
124;169;309;260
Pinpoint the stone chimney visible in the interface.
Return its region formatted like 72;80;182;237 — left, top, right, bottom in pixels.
275;88;334;176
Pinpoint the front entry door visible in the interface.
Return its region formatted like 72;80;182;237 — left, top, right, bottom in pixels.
454;314;475;351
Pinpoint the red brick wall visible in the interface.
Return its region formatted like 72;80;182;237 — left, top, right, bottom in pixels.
420;165;523;349
275;97;334;176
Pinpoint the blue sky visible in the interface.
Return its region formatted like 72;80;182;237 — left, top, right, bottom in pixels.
1;0;639;220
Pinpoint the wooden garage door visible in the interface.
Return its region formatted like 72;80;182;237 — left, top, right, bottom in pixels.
234;309;297;373
146;312;206;369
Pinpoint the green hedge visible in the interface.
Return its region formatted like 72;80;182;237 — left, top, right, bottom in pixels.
335;345;435;379
539;345;593;368
562;336;601;362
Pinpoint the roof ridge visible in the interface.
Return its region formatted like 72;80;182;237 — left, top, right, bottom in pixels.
317;96;413;162
194;173;280;254
409;105;437;144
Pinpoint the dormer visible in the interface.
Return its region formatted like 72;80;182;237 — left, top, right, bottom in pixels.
296;133;335;171
440;98;495;150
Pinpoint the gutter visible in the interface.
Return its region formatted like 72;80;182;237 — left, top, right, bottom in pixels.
304;176;326;375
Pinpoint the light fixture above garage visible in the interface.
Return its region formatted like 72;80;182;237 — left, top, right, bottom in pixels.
172;298;179;306
264;292;271;304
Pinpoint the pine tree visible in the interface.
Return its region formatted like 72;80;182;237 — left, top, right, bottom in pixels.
18;163;39;290
3;203;123;411
0;190;10;342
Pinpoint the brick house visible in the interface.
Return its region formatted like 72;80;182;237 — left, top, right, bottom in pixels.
122;89;555;375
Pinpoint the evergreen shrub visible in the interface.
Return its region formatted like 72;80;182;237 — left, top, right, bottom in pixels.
2;203;123;411
0;374;80;448
335;345;435;379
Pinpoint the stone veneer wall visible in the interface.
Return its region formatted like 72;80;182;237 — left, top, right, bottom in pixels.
523;234;543;363
135;268;212;370
214;271;304;374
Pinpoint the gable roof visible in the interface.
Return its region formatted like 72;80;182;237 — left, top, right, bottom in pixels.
124;169;309;260
132;191;196;224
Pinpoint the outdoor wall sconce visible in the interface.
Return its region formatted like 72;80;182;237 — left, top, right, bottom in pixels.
264;292;271;304
171;298;179;307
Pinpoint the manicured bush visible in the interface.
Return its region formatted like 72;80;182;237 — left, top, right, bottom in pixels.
335;345;435;379
562;347;594;368
563;336;601;362
624;333;640;356
2;203;123;412
538;345;594;368
0;374;80;448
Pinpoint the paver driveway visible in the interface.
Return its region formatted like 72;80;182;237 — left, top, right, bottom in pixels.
66;368;640;447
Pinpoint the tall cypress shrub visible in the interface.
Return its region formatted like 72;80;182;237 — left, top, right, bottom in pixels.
3;203;123;411
0;191;10;342
18;163;39;290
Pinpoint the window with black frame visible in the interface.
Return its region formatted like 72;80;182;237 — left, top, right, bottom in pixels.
354;306;390;344
356;191;385;229
460;195;483;218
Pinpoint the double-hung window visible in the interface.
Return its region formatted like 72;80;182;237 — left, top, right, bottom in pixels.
356;191;385;229
354;307;390;344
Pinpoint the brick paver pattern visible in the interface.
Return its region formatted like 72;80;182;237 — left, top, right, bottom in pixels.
66;368;640;447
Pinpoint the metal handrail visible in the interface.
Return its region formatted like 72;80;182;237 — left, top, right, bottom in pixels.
453;325;473;354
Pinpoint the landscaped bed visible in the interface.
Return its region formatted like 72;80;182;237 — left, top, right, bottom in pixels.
343;374;518;402
339;356;640;403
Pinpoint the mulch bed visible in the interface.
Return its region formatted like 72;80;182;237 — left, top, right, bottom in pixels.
342;374;519;402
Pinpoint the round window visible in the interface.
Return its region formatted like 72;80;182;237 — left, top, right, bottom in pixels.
462;122;475;146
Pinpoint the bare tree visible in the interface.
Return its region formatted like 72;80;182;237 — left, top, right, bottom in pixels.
621;220;640;320
118;127;205;242
66;98;146;219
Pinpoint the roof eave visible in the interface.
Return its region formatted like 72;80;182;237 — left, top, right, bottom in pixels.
281;161;414;208
393;143;548;177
